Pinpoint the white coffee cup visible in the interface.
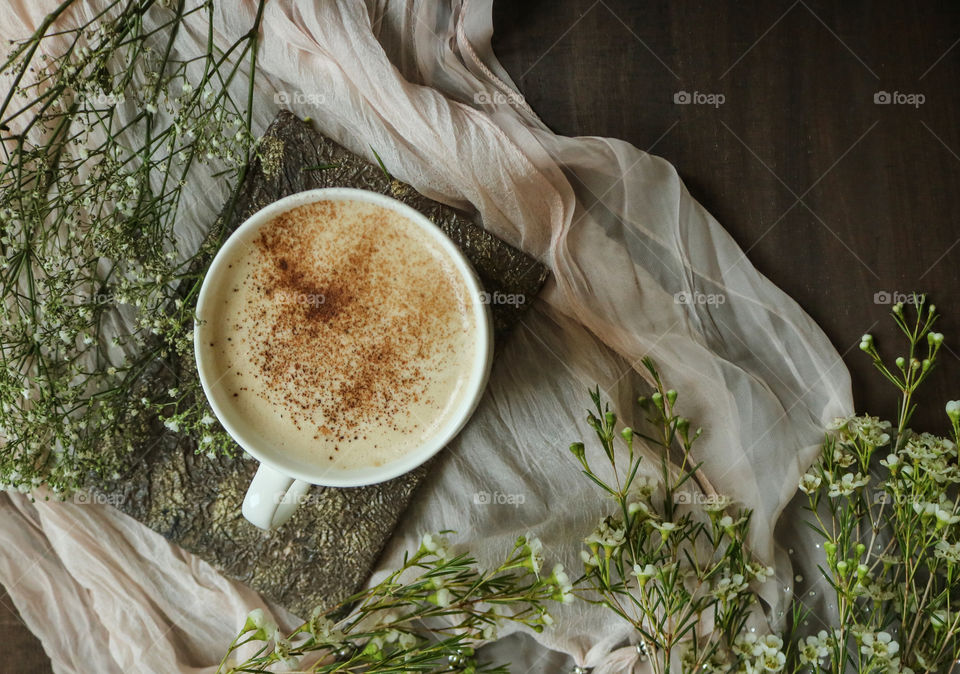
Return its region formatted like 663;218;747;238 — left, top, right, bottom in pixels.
194;188;493;530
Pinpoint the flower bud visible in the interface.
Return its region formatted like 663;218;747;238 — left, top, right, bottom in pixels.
620;427;634;443
569;442;586;462
895;357;906;369
666;389;678;406
580;549;598;568
946;401;960;423
651;392;664;410
428;588;452;607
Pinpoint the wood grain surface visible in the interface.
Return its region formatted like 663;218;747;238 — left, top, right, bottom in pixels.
0;584;50;673
492;0;960;433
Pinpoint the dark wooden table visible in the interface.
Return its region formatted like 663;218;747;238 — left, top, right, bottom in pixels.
1;584;50;673
5;1;960;670
492;0;960;433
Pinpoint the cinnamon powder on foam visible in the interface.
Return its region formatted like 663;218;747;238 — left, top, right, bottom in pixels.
207;199;477;468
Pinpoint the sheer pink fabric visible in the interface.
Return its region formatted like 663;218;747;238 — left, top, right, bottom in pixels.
0;1;852;671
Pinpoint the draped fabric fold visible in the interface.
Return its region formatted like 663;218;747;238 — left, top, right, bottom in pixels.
0;1;852;672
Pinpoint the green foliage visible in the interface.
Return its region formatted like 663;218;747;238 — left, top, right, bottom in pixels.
572;359;782;674
219;534;565;673
0;0;265;493
798;298;960;673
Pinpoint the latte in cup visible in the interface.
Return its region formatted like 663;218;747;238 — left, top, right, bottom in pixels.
198;198;480;471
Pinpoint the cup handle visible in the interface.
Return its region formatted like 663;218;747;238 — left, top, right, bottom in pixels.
242;463;312;530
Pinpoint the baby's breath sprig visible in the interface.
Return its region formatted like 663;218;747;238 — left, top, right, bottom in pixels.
219;533;562;673
571;358;784;674
0;1;266;495
799;298;960;673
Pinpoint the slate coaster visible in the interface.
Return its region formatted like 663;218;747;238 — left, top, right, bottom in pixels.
95;111;549;618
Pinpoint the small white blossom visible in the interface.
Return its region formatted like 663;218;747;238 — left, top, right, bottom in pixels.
419;533;450;560
398;631;416;649
430;588;452;607
523;533;544;574
849;416;892;447
860;631;899;663
242;608;277;640
798;630;830;665
550;564;574;603
632;563;657;587
935;540;960;564
935;507;960;527
580;549;599;568
827;416;853;431
712;573;747;601
652;521;677;539
748;562;776;582
799;473;822;494
273;632;297;670
628;500;654;519
630;475;657;499
585;517;626;551
827;472;869;498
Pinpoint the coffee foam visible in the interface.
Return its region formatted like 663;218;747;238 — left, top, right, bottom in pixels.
200;199;478;470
